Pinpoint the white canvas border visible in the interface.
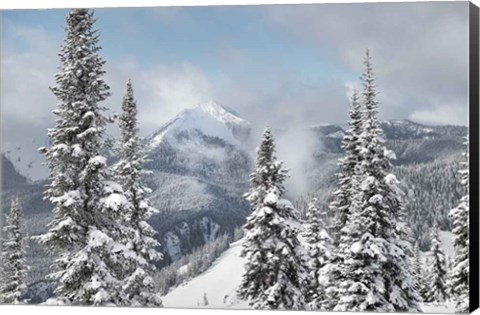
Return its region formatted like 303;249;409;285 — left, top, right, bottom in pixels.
0;1;478;315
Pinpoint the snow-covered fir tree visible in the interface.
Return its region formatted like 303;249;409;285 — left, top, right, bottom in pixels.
449;136;469;313
35;9;140;306
330;89;363;241
303;198;332;310
0;198;28;304
334;171;390;311
333;49;420;312
324;89;364;310
413;242;426;302
446;254;454;300
115;80;163;307
238;127;306;310
424;221;449;303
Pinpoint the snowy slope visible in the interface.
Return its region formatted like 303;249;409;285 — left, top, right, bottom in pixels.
439;231;455;259
163;232;457;311
422;302;455;314
162;239;249;309
419;231;454;262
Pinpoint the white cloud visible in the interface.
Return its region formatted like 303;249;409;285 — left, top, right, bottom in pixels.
266;2;469;125
104;60;213;136
344;81;360;99
409;105;468;126
137;62;213;132
276;125;322;196
1;24;58;128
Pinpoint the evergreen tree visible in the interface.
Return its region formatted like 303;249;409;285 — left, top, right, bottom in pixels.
446;254;454;299
424;221;449;303
35;9;138;305
334;171;391;311
0;198;28;304
413;242;426;302
330;89;363;241
243;127;287;209
334;49;420;312
115;80;163;307
238;127;306;310
324;89;364;310
449;136;469;313
303;198;332;310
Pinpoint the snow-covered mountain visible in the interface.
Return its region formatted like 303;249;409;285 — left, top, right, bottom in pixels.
143;101;253;264
2;141;48;181
146;101;251;150
1;154;28;190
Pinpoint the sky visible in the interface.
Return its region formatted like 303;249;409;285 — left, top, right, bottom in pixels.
0;2;471;179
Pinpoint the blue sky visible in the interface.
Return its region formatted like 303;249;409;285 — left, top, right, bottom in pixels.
0;2;470;179
3;6;344;85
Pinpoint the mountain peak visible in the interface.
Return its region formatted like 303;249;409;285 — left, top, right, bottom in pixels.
146;101;252;150
195;101;250;128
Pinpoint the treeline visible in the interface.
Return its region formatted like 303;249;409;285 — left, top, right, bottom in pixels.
396;160;465;250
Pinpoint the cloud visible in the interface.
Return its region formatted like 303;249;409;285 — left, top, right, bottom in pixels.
276;125;322;197
1;23;58;129
409;105;468;126
210;58;351;129
104;60;213;136
266;2;469;126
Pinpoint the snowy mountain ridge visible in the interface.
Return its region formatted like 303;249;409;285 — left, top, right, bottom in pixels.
146;101;251;151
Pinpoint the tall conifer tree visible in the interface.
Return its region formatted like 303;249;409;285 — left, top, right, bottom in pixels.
303;198;332;310
449;136;469;313
413;242;426;302
0;198;28;304
36;9;137;305
424;221;449;303
115;80;163;307
330;89;363;241
238;127;306;310
325;90;363;309
334;50;420;312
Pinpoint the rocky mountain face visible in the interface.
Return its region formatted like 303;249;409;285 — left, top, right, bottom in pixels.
1;103;468;298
